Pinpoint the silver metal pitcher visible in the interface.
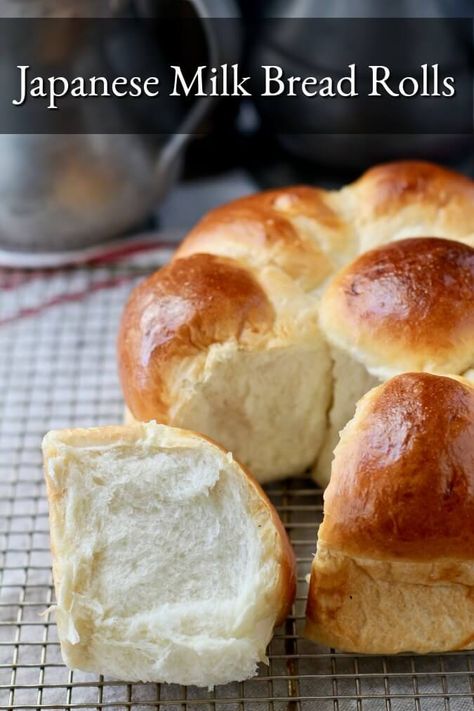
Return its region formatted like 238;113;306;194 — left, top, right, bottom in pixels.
0;0;239;254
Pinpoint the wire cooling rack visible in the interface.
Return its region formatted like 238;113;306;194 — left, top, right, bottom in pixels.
1;256;474;711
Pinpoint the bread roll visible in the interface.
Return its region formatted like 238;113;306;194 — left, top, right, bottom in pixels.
175;185;356;291
118;253;331;482
118;161;474;485
42;421;296;687
306;372;474;654
348;160;474;254
314;237;474;486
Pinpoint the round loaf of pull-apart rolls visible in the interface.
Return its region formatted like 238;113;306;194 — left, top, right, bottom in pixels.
306;373;474;654
118;161;474;484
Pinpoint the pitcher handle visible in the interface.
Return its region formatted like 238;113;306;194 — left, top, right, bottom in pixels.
148;0;242;188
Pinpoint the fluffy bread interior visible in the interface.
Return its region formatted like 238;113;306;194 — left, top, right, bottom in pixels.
313;347;380;487
167;339;332;482
43;424;289;687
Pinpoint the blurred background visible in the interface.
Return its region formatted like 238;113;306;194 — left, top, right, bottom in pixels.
0;0;472;265
1;6;474;711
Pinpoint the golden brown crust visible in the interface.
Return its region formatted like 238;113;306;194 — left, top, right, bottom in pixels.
320;237;474;374
175;186;351;290
321;373;474;560
117;254;274;422
352;160;474;226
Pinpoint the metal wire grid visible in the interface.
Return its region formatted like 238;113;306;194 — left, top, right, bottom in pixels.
1;262;474;711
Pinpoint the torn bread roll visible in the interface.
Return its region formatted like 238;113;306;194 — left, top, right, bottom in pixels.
314;237;474;487
306;373;474;654
42;422;296;687
118;253;331;483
